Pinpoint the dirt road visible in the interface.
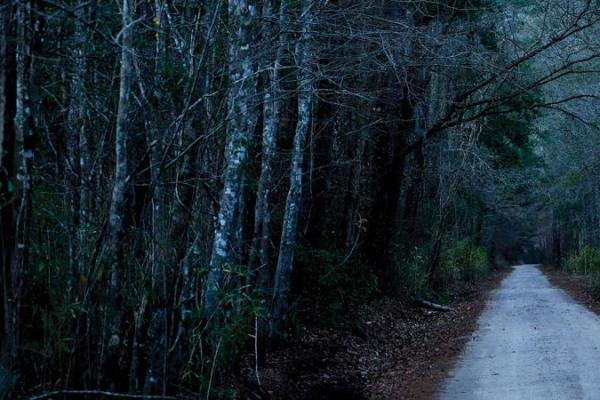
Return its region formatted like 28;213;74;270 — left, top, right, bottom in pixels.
437;264;600;400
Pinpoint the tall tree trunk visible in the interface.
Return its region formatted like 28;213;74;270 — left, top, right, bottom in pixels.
0;3;9;363
270;0;315;339
343;109;368;249
202;0;257;318
143;1;170;393
250;0;287;281
76;3;91;271
6;0;34;364
249;0;287;363
0;5;6;174
363;112;408;277
102;0;134;388
63;2;93;387
402;108;425;239
66;1;89;293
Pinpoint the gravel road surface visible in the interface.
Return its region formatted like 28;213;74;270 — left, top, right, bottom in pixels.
438;264;600;400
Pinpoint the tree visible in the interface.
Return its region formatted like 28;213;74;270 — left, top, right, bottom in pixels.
203;0;258;318
250;0;288;360
5;0;34;365
102;0;134;388
2;0;600;397
270;0;316;339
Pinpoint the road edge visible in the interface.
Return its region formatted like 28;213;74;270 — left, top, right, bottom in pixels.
541;265;600;316
399;267;513;400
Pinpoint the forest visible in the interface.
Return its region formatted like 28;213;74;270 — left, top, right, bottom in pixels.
2;0;600;398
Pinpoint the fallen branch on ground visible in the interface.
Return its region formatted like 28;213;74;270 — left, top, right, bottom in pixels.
415;299;452;312
27;390;177;400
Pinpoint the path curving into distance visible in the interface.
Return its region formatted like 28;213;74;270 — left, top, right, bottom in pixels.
437;264;600;400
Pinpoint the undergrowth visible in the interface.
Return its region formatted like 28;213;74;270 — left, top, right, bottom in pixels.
394;239;491;300
565;245;600;300
292;247;379;326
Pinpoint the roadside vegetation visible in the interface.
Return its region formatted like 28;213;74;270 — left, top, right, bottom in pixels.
564;247;600;300
2;0;600;398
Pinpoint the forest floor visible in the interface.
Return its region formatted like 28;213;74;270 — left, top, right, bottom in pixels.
542;265;600;315
233;269;509;400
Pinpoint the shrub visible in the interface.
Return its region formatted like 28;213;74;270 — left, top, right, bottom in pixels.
182;263;262;395
392;240;490;297
395;246;430;298
0;366;16;399
565;246;600;301
591;274;600;301
436;250;462;291
293;247;379;322
444;239;490;284
565;246;600;275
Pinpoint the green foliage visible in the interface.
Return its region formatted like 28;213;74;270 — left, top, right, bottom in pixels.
435;254;460;291
184;263;263;397
480;30;498;50
294;247;379;322
479;81;542;169
565;246;600;275
0;366;16;399
443;239;491;284
393;246;430;298
26;224;77;377
392;240;491;297
562;170;584;187
210;263;262;355
564;247;600;301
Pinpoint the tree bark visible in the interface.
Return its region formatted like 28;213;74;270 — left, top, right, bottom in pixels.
102;0;134;388
0;9;6;351
0;5;6;174
76;3;91;267
250;0;287;281
66;0;89;292
6;0;34;364
248;0;288;362
0;5;16;366
270;0;315;339
143;1;170;393
202;0;257;318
